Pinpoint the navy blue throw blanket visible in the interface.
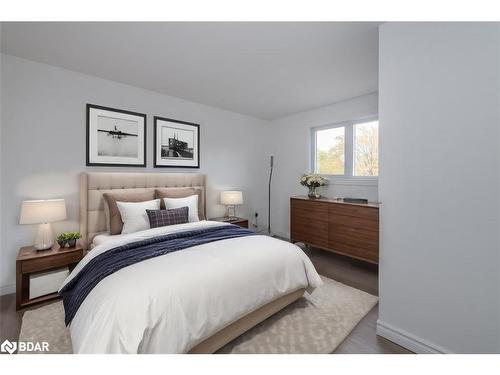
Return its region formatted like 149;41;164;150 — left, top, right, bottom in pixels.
59;225;255;325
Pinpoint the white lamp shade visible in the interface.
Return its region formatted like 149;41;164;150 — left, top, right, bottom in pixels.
220;191;243;205
20;199;67;224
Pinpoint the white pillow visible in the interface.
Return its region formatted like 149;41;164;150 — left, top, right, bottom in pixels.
163;195;199;223
117;199;161;234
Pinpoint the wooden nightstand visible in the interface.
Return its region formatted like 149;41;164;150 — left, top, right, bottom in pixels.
210;217;249;228
16;245;84;310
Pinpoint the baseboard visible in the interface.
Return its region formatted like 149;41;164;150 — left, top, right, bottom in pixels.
376;320;451;354
0;283;15;296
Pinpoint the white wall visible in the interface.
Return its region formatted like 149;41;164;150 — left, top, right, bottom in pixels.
378;23;500;353
0;54;269;293
0;25;3;294
268;93;378;237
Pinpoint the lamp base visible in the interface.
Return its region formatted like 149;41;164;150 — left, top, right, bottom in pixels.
34;223;54;250
225;205;237;219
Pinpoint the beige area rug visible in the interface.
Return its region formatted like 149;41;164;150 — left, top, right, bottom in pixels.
19;276;377;354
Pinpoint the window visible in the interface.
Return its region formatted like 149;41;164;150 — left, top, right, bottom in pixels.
312;119;378;178
314;126;345;175
353;120;379;177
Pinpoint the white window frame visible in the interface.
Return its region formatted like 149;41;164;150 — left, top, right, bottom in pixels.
311;116;378;186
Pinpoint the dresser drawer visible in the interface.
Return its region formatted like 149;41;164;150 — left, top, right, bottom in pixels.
328;240;378;263
328;222;379;263
329;224;379;250
291;217;329;248
329;213;378;232
330;203;379;221
291;199;328;222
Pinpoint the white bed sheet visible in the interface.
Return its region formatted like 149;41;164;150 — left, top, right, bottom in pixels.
61;220;322;353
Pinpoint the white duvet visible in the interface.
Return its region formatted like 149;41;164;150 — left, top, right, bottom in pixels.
60;220;322;354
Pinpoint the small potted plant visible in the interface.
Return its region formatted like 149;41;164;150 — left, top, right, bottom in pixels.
56;233;69;248
66;231;82;247
299;174;328;198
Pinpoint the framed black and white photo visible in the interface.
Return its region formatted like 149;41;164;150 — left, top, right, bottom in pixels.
86;104;146;167
154;116;200;168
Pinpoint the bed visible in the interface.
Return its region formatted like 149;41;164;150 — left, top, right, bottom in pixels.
61;172;321;354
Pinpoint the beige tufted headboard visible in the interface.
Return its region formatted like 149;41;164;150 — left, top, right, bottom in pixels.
80;172;207;249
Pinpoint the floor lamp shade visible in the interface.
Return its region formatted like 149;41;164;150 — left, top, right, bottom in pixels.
20;199;67;250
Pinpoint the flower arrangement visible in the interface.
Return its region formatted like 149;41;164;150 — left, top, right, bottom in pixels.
299;174;328;198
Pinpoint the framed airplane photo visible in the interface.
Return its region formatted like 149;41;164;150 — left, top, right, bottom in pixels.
154;116;200;168
86;104;146;167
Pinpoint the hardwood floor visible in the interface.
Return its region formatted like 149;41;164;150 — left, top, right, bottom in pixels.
0;292;19;343
0;246;411;354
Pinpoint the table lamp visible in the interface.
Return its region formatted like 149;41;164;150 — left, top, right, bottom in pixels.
20;199;67;250
220;191;243;220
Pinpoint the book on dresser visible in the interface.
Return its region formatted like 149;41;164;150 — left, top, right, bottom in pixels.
290;196;379;264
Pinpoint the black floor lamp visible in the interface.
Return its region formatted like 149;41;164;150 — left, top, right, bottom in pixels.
268;155;274;235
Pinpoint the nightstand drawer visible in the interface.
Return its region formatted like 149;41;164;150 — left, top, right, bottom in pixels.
22;251;83;273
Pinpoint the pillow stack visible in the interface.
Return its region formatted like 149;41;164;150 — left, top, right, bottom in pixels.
103;188;202;235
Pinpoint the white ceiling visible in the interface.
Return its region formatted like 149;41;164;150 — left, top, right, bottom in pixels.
1;22;379;120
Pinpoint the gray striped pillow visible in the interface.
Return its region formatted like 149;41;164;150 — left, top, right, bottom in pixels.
146;206;189;228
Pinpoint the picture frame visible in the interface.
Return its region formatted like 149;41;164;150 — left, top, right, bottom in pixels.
154;116;200;168
86;104;147;167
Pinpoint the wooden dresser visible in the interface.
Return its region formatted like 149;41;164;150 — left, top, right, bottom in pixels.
290;196;379;264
